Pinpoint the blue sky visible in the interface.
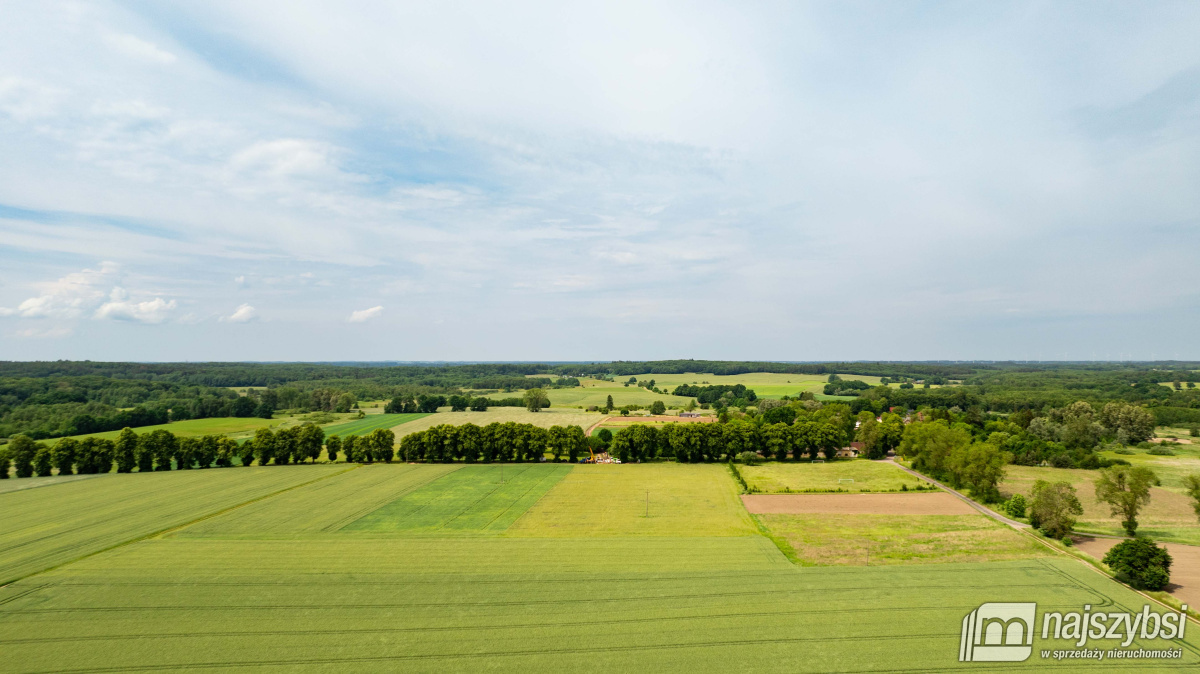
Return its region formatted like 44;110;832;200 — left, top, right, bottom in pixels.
1;1;1198;361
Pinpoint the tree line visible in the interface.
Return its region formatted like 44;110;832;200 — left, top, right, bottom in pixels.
398;423;588;463
670;383;758;405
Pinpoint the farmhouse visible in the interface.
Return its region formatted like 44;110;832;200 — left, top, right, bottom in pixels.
836;442;865;459
679;411;702;418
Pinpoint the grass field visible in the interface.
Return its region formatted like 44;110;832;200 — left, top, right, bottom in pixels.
757;513;1050;566
548;379;694;408
1001;464;1200;544
0;465;347;584
345;464;572;533
393;407;600;438
0;462;1198;671
321;412;430;437
741;459;930;493
507;463;756;537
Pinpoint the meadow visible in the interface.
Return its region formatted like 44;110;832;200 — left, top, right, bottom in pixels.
0;461;1198;671
43;415;286;445
1000;464;1200;544
740;459;929;493
547;379;693;408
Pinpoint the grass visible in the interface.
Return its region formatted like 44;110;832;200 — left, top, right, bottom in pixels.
393;407;600;438
507;463;756;537
756;513;1051;566
0;464;347;584
320;412;430;437
740;459;930;493
1001;464;1200;544
344;464;572;533
548;380;693;408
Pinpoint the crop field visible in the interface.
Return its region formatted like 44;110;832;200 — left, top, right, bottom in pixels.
0;461;1197;671
0;465;347;584
321;412;429;438
1001;465;1200;544
178;464;459;537
740;459;929;493
756;513;1051;566
507;464;756;537
393;407;600;438
0;472;101;494
1099;445;1200;492
345;464;572;533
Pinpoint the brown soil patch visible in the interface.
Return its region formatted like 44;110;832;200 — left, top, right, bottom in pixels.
1073;536;1200;609
741;492;978;515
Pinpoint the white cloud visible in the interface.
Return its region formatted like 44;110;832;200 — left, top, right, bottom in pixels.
0;307;13;316
14;325;73;339
348;306;383;323
223;303;257;323
94;287;176;323
14;262;119;319
103;32;177;65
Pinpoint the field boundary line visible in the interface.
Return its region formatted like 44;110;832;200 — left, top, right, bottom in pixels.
884;459;1025;528
0;465;357;587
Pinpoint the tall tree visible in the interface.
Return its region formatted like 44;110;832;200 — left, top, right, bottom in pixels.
1095;466;1157;536
0;447;9;479
253;428;276;466
52;438;78;475
1029;480;1083;539
524;388;549;412
325;435;341;462
8;435;39;478
34;444;53;477
115;428;138;473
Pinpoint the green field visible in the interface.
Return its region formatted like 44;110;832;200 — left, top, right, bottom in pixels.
345;464;571;533
548;379;694;408
321;412;430;437
741;459;930;493
1001;464;1200;544
508;463;757;537
758;513;1050;566
393;407;600;438
0;465;347;584
1;462;1198;671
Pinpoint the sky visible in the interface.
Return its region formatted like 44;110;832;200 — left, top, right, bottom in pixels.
1;1;1198;362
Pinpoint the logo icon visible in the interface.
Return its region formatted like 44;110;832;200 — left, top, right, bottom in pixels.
960;603;1036;662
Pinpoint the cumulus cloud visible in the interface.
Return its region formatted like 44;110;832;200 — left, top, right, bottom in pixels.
223;304;257;323
348;306;383;323
13;262;119;319
94;287;176;323
103;32;177;64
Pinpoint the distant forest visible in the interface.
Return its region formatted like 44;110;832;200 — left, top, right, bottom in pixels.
1;360;1198;439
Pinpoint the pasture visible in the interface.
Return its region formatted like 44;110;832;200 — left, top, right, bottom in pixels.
392;407;599;438
321;412;429;438
740;459;929;493
548;379;693;409
1000;464;1200;544
43;415;286;445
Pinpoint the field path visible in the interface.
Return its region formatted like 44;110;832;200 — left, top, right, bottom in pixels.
886;458;1027;528
741;492;978;515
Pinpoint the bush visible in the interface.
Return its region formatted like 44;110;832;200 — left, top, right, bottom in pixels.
1148;447;1176;456
1191;426;1199;438
736;451;760;465
1103;538;1172;591
1113;448;1134;455
1003;494;1027;519
1135;441;1153;449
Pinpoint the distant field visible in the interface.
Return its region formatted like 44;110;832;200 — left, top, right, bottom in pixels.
622;372;953;399
508;463;755;537
0;465;347;584
549;380;693;408
741;459;929;494
1098;445;1200;492
346;464;572;533
43;416;288;445
757;513;1050;566
321;412;429;437
392;407;599;438
1001;464;1200;544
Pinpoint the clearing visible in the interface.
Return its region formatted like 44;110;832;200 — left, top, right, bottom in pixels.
741;492;978;515
741;459;929;493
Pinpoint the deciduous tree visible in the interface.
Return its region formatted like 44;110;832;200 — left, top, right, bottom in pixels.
1095;466;1157;536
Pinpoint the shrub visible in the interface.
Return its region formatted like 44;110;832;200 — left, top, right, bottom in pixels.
1003;494;1027;519
1114;448;1134;455
1135;441;1153;449
736;451;759;465
1191;426;1199;438
1103;538;1172;591
1148;447;1175;456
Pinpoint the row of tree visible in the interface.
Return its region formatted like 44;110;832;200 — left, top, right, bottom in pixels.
399;423;588;463
606;419;847;464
